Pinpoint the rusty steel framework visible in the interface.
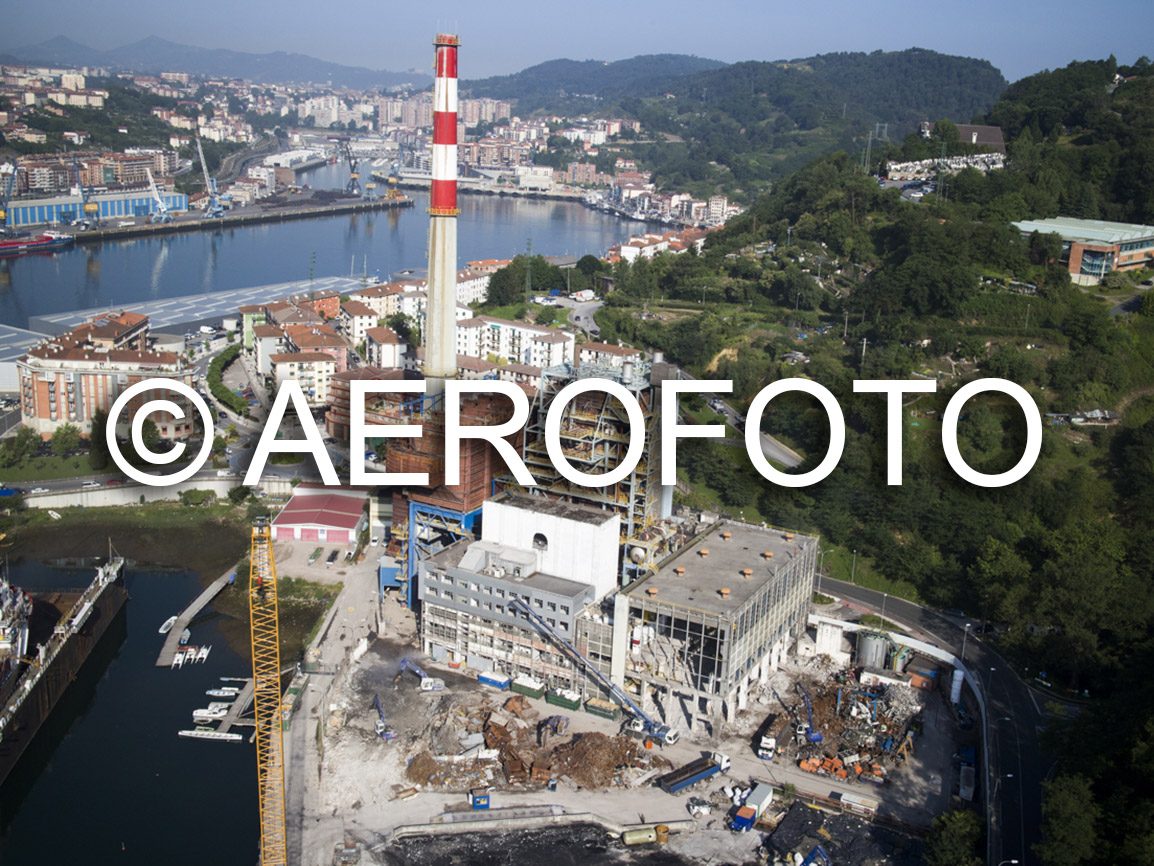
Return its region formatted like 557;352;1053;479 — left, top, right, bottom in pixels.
249;518;287;866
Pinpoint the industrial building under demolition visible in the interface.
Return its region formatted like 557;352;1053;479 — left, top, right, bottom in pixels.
417;499;817;734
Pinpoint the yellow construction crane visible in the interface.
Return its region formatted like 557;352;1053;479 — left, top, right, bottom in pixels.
249;517;288;865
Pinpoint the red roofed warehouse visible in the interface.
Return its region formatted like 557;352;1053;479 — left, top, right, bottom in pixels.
271;486;368;545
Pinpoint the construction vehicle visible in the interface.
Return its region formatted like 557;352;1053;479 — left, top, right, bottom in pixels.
195;137;224;219
796;683;824;744
398;656;445;692
757;732;777;761
145;168;173;223
248;517;287;865
372;694;398;741
800;845;833;866
536;714;570;747
508;596;679;746
656;752;731;795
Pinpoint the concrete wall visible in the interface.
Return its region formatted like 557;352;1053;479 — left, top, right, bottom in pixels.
25;477;237;509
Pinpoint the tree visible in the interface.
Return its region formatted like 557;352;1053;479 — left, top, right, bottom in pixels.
1;426;40;467
228;485;251;505
386;313;420;347
140;419;161;453
924;810;982;866
88;409;110;470
1036;775;1100;865
50;423;82;457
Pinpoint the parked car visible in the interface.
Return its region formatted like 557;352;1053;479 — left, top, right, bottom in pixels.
370;535;380;547
325;550;339;568
29;487;49;495
81;480;101;489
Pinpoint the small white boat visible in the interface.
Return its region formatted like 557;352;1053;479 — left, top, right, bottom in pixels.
172;652;185;669
179;629;191;646
206;688;239;698
192;707;228;721
159;616;178;634
178;729;243;742
184;647;198;663
196;645;211;663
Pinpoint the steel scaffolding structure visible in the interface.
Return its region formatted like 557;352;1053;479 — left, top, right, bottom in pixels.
511;362;664;585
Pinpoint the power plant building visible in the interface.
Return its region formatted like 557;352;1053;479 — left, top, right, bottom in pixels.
417;495;817;735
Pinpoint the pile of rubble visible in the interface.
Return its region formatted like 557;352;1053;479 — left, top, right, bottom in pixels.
403;692;666;791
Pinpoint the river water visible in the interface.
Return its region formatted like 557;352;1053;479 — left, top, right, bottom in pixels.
0;562;257;865
0;163;659;330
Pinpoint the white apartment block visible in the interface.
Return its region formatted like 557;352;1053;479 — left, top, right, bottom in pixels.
340;300;379;345
270;352;336;406
456;316;575;368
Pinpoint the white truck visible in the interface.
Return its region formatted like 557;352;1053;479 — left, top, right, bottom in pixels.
569;289;595;302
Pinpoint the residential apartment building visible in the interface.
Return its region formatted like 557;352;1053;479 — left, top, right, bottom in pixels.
340;301;379;345
364;326;406;369
456;316;575;368
18;312;194;439
270;352;336;406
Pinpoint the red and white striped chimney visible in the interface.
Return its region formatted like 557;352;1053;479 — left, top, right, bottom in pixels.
424;32;460;391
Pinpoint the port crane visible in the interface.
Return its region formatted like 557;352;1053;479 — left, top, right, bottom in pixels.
248;517;287;866
0;162;15;233
329;136;361;197
398;656;445;692
507;597;679;746
70;156;100;227
145;168;173;224
195;137;224;218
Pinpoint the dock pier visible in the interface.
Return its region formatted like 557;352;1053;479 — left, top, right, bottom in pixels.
155;572;233;667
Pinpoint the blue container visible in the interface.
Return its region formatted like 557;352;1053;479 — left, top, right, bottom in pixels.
478;672;511;690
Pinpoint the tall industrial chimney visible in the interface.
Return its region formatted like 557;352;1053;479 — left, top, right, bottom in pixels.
424;32;460;394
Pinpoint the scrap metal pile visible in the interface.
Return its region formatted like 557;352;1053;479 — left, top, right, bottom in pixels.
764;672;923;785
403;692;667;791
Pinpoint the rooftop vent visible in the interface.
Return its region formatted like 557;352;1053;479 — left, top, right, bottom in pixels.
784;532;795;542
761;550;774;559
673;566;686;575
718;587;731;599
740;568;753;578
698;548;710;558
720;530;732;540
645;586;659;597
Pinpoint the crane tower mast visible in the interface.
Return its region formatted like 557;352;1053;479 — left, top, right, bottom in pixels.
249;518;288;865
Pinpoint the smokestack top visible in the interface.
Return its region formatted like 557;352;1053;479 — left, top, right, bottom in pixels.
434;33;460;47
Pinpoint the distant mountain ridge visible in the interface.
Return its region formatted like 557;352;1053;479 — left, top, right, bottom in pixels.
1;35;429;89
464;54;728;111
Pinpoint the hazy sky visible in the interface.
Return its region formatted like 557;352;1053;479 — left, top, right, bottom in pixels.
4;0;1152;82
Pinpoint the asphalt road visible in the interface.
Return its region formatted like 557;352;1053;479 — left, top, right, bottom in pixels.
822;576;1047;865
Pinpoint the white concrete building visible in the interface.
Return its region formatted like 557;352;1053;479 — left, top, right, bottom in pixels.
364;326;406;369
270;352;335;406
340;300;378;345
455;316;575;367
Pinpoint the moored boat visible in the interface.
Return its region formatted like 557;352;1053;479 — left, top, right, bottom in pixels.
158;616;178;634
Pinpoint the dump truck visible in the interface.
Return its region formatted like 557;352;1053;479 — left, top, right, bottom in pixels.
657;752;731;795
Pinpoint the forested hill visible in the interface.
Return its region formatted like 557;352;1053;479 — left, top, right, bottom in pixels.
615;48;1006;197
464;54;727;113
